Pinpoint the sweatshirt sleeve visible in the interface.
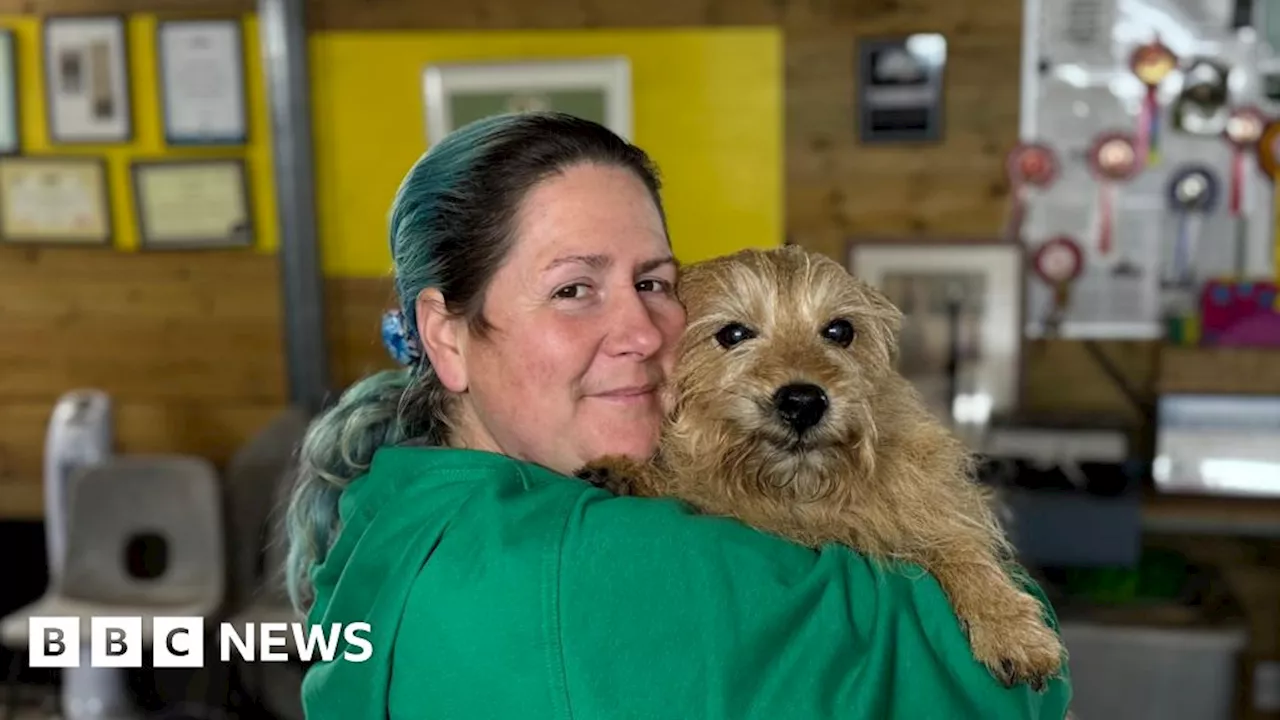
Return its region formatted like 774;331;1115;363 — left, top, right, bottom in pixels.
554;484;1073;720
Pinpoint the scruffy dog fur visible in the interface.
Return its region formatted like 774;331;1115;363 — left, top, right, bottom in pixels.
577;245;1065;689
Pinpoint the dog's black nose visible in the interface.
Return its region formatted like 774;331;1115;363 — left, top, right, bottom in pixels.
773;383;828;433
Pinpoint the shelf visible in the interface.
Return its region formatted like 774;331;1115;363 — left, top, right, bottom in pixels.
1143;493;1280;539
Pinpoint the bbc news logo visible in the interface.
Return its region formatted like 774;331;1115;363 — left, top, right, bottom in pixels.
28;617;373;667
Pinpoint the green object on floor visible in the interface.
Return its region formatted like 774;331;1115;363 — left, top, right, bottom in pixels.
1063;548;1192;604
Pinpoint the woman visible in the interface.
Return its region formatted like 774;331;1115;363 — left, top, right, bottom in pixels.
285;112;1072;719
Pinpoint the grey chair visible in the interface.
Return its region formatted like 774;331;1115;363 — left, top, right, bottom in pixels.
219;408;308;720
229;465;305;720
0;455;226;720
221;407;308;616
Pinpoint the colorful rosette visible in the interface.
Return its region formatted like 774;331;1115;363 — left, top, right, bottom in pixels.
1086;132;1142;261
1002;142;1059;243
1129;37;1177;165
1223;106;1268;277
1164;164;1219;287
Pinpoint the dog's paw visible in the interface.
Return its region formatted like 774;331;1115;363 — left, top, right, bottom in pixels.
574;456;644;497
964;592;1065;692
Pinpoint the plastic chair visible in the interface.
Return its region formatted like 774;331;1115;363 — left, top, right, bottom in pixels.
220;407;308;616
0;455;226;720
228;465;304;720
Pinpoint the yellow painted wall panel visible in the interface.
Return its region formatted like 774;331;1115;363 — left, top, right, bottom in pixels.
0;14;278;253
309;28;782;278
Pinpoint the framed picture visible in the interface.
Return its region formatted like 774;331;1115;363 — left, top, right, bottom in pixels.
43;15;132;143
0;30;19;155
422;57;632;147
131;158;253;250
0;156;112;246
846;239;1023;439
156;19;247;146
857;34;947;144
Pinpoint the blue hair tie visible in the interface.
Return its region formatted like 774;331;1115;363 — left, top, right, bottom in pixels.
380;309;422;366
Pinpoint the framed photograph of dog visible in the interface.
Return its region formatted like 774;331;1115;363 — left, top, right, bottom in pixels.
846;238;1024;444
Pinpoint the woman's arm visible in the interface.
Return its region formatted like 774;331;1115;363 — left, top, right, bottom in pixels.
555;486;1072;720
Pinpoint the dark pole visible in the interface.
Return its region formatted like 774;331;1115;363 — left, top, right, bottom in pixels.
944;292;962;422
259;0;331;414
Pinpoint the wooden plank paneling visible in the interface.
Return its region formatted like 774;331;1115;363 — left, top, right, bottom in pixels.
1160;347;1280;395
0;246;288;516
325;276;397;388
0;247;285;401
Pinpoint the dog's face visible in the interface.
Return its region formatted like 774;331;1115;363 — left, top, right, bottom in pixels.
668;246;902;498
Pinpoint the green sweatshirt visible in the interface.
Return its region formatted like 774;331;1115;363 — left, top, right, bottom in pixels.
301;446;1071;719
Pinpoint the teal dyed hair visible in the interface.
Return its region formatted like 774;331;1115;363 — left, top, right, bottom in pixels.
284;112;666;612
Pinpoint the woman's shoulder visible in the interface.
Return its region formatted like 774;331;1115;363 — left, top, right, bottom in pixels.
381;449;1070;718
365;444;980;607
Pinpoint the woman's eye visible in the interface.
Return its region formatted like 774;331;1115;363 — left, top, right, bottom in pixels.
715;322;756;349
822;318;856;347
636;278;672;294
554;284;589;299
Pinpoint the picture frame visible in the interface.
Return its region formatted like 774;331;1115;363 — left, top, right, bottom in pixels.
857;33;947;144
422;57;632;148
0;29;20;155
43;15;132;144
846;238;1024;440
131;158;253;250
0;155;112;246
156;18;247;146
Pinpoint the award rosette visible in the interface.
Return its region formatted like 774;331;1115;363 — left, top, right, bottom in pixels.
1129;37;1177;164
1086;131;1142;261
1256;119;1280;182
1164;164;1218;287
1032;234;1085;333
1224;105;1268;276
1003;142;1059;243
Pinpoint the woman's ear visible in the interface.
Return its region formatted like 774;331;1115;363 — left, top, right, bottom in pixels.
416;289;468;393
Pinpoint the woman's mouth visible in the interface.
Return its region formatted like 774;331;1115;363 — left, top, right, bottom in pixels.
592;384;659;404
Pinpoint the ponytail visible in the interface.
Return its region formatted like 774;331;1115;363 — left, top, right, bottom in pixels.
284;363;453;612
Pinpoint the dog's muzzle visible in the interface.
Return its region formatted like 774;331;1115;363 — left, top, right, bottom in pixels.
772;383;828;434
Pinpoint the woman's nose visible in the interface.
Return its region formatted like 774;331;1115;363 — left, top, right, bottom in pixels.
603;291;664;358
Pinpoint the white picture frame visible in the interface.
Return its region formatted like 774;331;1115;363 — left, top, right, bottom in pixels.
422;57;632;148
43;15;132;144
847;240;1024;437
156;18;247;146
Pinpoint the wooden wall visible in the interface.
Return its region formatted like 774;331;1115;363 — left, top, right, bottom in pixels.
0;246;287;515
5;0;1280;510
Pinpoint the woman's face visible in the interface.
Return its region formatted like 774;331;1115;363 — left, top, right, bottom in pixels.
450;162;686;475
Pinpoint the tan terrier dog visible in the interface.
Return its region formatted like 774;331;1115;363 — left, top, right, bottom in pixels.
577;245;1065;689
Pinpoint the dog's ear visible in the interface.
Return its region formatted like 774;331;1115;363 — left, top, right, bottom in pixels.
856;283;905;365
674;256;729;313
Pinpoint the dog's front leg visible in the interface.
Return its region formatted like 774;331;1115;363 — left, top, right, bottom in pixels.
920;543;1066;691
573;455;662;497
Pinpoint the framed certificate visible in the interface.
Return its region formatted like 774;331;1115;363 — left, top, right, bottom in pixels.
156;19;247;145
0;30;19;155
43;15;132;144
0;156;112;245
131;158;253;249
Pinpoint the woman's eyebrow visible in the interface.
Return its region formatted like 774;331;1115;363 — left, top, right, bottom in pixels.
542;254;677;274
638;256;678;274
543;254;611;272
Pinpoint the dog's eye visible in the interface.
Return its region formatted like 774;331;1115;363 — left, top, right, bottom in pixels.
715;322;756;348
822;319;855;347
